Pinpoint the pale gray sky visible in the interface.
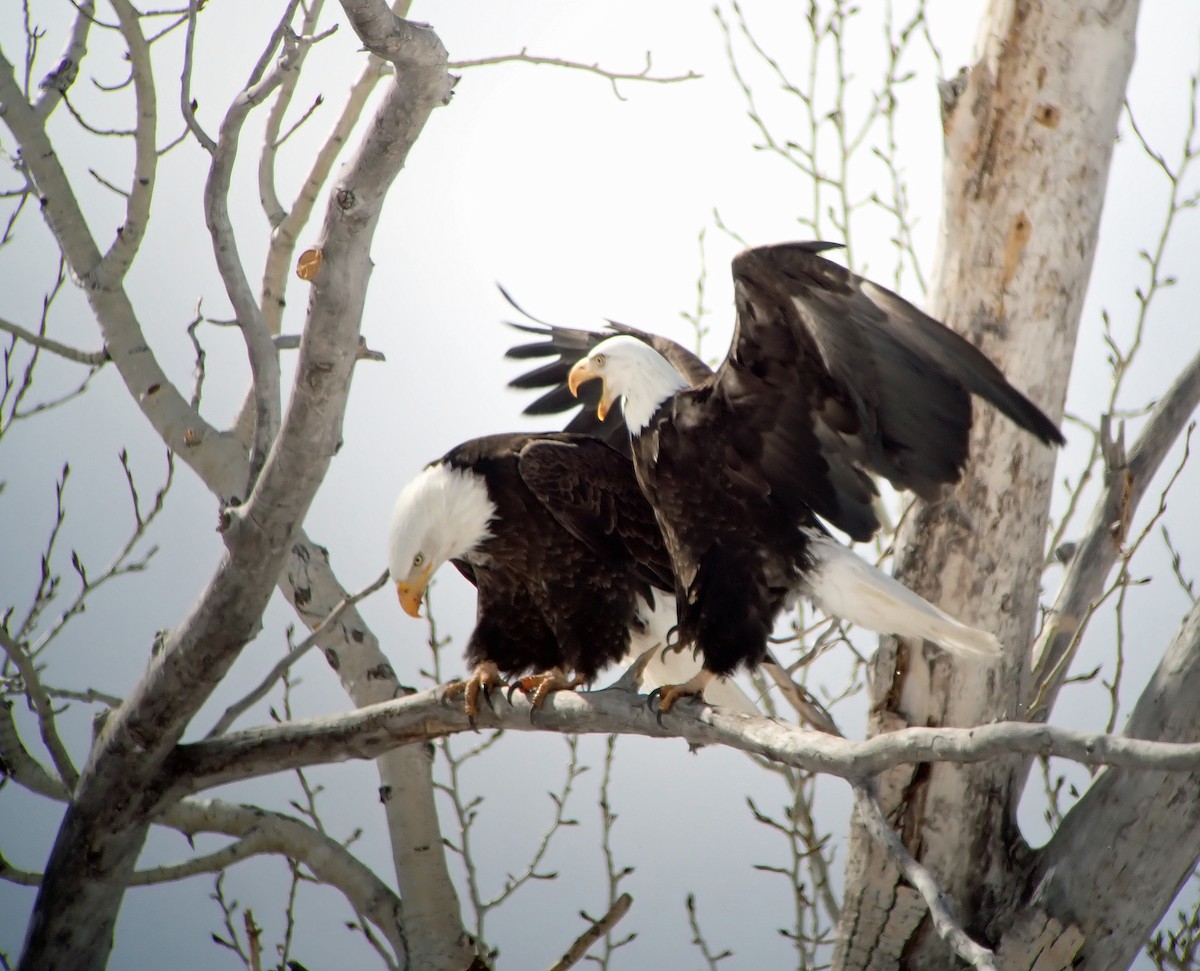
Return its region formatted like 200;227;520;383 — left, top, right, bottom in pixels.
2;1;1198;967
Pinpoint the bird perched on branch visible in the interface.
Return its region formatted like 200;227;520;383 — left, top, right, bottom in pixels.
510;241;1065;712
387;432;757;719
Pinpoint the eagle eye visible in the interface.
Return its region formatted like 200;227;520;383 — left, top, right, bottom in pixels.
593;353;606;368
412;552;425;568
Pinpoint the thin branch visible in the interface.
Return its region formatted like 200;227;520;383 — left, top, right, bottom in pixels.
204;6;310;482
205;568;389;738
449;49;699;101
854;783;997;970
0;316;107;366
32;0;94;121
0;628;78;791
547;893;632;971
180;0;215;151
258;1;328;229
1029;339;1200;715
685;893;732;968
98;0;158;283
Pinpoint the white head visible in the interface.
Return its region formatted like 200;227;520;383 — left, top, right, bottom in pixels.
566;335;689;433
388;463;497;617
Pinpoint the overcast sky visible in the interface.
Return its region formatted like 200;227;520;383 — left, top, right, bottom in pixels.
2;1;1199;968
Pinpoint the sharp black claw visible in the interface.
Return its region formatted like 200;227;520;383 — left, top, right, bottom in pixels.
506;682;521;706
647;686;663;711
467;711;480;734
481;683;496;713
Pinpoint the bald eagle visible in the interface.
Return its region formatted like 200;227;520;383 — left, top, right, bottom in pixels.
387;432;757;716
511;242;1064;710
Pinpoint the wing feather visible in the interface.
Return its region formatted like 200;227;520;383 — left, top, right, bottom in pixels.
517;436;675;593
717;242;1063;539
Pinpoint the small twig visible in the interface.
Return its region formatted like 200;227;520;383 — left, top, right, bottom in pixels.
0;850;42;887
0;628;79;791
547;893;633;971
449;49;699;101
0;311;106;363
685;893;733;968
855;782;998;970
205;568;389;737
271;332;385;361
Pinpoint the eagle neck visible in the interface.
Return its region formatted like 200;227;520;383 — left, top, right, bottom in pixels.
621;352;688;434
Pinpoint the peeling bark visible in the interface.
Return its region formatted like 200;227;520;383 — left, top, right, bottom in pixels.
835;1;1141;967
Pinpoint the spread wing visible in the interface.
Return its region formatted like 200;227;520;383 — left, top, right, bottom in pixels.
516;435;675;594
506;306;712;455
714;241;1064;540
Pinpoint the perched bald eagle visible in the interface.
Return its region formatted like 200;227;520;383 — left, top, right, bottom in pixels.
512;242;1064;710
387;432;757;716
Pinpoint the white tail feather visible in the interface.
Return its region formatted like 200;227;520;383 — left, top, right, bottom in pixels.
801;531;1000;658
622;594;760;713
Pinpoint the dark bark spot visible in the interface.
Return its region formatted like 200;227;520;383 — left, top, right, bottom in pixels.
378;784;393;803
1034;103;1060;128
324;647;339;670
366;663;395;682
294;585;311;608
350;628;364;642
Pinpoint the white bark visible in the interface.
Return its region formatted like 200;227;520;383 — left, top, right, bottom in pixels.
150;687;1200;793
836;0;1141;966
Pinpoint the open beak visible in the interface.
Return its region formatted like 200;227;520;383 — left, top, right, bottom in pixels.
395;563;433;618
567;359;615;421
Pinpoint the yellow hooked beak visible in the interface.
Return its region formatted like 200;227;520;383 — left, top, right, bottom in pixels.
395;562;434;618
567;358;615;421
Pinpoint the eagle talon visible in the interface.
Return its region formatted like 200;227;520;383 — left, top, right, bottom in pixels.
443;662;505;722
508;669;584;712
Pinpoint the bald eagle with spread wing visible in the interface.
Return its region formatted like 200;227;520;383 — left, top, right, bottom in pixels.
387;432;757;717
510;242;1064;711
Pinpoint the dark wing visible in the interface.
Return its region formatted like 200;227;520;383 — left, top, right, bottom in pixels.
516;435;675;594
505;309;712;454
713;241;1064;540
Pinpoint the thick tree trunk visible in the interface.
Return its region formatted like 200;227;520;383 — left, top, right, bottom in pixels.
835;1;1139;966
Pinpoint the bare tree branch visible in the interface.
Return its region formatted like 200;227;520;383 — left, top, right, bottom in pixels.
1029;340;1200;716
203;2;306;482
449;50;699;101
32;0;94;122
0;628;78;791
0;45;246;494
13;7;452;964
163;686;1200;798
854;783;997;970
547;893;633;971
205;568;389;738
99;0;158;283
0;316;107;365
1013;597;1200;967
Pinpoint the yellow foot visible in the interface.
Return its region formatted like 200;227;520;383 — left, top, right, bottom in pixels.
648;669;715;717
443;661;505;722
506;667;586;711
